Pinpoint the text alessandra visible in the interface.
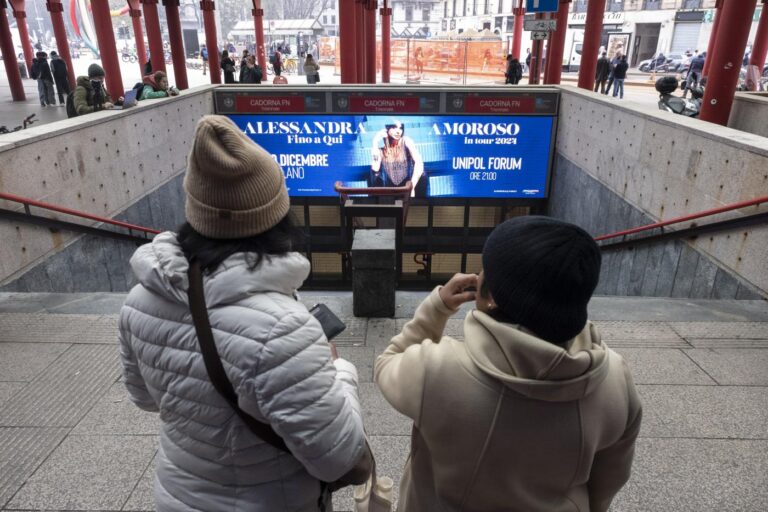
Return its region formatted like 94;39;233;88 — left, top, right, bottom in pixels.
242;121;523;137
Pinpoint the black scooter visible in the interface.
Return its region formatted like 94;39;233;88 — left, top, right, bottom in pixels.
656;76;703;118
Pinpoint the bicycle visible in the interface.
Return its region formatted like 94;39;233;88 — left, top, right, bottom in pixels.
0;114;37;134
121;52;137;63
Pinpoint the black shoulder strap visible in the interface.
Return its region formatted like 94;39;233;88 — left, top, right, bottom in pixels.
187;260;290;454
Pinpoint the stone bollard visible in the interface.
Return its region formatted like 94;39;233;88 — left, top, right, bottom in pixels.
352;229;396;318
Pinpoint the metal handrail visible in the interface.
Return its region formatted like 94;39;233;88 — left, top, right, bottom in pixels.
594;195;768;242
0;191;161;236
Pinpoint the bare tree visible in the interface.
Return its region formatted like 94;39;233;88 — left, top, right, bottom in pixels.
264;0;333;19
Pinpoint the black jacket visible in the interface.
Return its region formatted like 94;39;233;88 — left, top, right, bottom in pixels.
506;60;522;84
32;58;54;82
50;58;70;90
595;57;611;81
613;61;629;80
241;65;263;84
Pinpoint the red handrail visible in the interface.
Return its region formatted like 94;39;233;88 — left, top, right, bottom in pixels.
595;195;768;241
0;191;161;235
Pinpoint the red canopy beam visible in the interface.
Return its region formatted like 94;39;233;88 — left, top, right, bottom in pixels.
577;0;606;90
702;0;723;78
162;0;188;89
380;0;390;83
126;0;148;76
339;0;357;83
8;0;33;73
0;0;25;100
251;0;267;73
91;0;123;98
141;0;165;74
200;0;220;83
45;0;75;88
545;0;571;84
700;0;758;125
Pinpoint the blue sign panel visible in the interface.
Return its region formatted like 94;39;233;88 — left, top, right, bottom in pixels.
526;0;559;13
229;114;553;199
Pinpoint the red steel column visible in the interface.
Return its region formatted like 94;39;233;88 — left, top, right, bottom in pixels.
163;0;188;89
700;0;758;125
702;0;723;77
339;0;357;83
46;0;75;88
749;0;768;72
511;2;525;60
200;0;220;83
0;0;25;100
127;1;148;76
251;0;267;73
365;0;376;83
545;0;571;84
380;0;391;82
91;0;123;97
9;1;33;73
577;0;606;90
141;0;165;73
356;0;365;83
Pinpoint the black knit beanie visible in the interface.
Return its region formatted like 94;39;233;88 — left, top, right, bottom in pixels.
482;216;602;345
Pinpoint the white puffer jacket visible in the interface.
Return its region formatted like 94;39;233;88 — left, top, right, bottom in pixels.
119;232;367;512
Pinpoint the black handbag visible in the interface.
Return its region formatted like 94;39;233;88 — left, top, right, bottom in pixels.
186;261;372;510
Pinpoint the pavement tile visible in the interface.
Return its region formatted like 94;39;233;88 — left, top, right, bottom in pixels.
610;438;768;512
0;314;37;343
47;294;127;315
683;349;768;386
359;383;412;436
594;321;684;341
0;343;70;382
122;455;156;512
333;318;368;347
6;434;158;511
0;427;70;509
335;347;376;383
637;385;768;439
72;382;160;436
0;383;26;409
613;348;716;385
365;318;398;346
0;344;121;427
0;313;103;343
668;321;768;339
686;338;768;349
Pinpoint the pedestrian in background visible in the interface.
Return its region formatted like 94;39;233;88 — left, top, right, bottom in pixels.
200;44;209;75
604;52;621;96
612;55;629;99
525;48;532;73
32;51;56;107
303;54;320;84
240;55;263;84
505;55;522;85
49;51;70;106
683;51;705;99
272;46;283;76
221;50;236;83
375;216;642;512
239;49;250;82
139;71;179;100
594;51;611;94
118;115;371;512
72;64;118;116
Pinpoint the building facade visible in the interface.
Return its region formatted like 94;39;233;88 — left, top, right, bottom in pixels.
440;0;764;68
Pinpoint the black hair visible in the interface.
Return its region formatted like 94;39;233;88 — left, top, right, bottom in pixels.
177;213;304;274
385;122;405;132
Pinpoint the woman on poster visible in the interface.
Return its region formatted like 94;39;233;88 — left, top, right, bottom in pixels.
369;120;424;196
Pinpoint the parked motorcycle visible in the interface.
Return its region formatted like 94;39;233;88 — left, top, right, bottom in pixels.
656;76;702;118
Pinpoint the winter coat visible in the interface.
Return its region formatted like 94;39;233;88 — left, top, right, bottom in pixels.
595;57;611;81
304;61;319;83
689;54;705;74
506;60;522;84
50;57;70;92
241;65;263;84
613;61;629;80
222;57;236;83
375;288;642;512
119;232;367;512
32;58;54;82
140;75;169;100
73;76;113;115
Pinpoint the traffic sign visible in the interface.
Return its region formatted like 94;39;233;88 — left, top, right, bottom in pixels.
524;19;557;31
526;0;559;13
531;31;549;40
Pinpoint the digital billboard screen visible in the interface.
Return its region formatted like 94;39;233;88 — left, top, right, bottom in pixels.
230;114;554;198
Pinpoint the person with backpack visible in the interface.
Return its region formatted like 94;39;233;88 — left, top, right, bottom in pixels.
272;46;283;76
70;64;117;117
375;216;642;512
240;55;263;84
139;71;179;100
200;44;209;75
31;52;56;107
49;51;70;106
505;54;522;85
118;115;372;512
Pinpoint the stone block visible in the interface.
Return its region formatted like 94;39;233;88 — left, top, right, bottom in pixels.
351;229;396;269
352;230;396;318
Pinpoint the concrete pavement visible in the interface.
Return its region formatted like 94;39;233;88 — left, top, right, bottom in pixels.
0;291;767;511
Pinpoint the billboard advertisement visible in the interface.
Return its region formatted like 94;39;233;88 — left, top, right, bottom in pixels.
230;114;554;198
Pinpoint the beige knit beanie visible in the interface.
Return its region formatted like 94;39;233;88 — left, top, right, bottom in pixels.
184;115;289;239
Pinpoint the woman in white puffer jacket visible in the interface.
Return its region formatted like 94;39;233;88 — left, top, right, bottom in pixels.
119;115;369;511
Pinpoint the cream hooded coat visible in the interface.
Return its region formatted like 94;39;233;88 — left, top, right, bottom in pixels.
119;232;367;511
375;288;642;512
